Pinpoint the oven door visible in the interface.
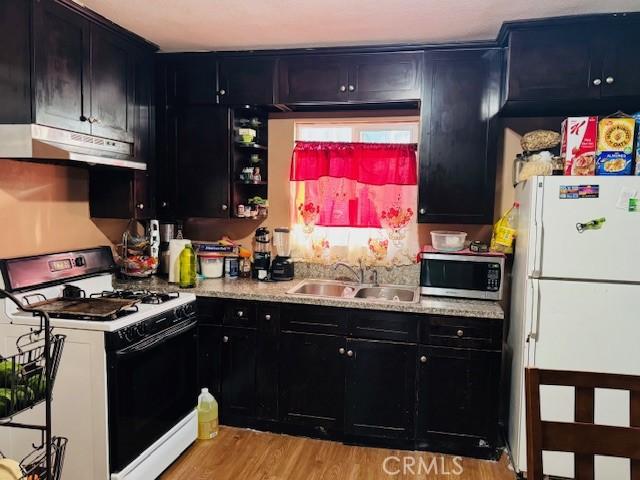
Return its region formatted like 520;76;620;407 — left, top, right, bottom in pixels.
107;318;198;473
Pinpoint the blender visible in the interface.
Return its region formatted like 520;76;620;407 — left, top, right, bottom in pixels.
252;227;272;280
271;227;294;281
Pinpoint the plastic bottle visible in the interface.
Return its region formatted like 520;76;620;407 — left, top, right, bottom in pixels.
179;244;197;288
490;202;520;254
197;388;219;440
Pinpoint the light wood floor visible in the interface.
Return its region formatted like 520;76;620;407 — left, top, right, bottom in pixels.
161;427;516;480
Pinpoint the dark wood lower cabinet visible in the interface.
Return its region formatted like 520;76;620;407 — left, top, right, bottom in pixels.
198;298;503;458
279;332;345;434
344;339;416;440
221;327;256;417
416;345;501;458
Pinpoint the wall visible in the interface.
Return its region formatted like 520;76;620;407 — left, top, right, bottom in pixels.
0;159;127;259
184;114;546;249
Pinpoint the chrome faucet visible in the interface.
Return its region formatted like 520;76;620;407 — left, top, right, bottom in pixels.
334;259;365;284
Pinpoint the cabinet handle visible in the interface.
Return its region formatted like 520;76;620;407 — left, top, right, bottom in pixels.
339;85;347;92
219;89;226;96
346;350;353;357
161;201;168;208
456;329;464;338
137;203;144;210
420;355;427;363
264;314;271;321
338;347;345;355
592;78;602;86
221;204;228;211
222;336;229;343
605;76;615;84
348;85;355;92
237;310;243;317
419;207;426;215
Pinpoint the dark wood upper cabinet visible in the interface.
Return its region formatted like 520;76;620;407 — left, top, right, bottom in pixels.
174;54;218;105
218;57;276;105
33;0;91;133
346;52;422;102
278;55;350;104
89;25;135;142
344;339;416;440
419;48;501;224
599;24;640;99
175;105;231;218
506;25;599;103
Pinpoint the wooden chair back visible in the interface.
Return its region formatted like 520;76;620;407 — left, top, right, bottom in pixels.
525;367;640;480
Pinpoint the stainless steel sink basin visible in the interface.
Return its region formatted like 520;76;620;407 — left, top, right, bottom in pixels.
353;286;418;302
290;281;355;297
287;279;419;303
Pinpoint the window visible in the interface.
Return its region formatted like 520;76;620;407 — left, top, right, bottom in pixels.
295;119;419;144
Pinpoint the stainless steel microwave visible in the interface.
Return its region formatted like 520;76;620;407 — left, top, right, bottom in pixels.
419;252;505;300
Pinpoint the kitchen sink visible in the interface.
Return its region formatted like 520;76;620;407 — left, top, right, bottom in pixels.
287;279;419;303
353;286;418;302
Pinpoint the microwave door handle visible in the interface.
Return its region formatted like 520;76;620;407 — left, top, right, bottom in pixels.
115;319;197;357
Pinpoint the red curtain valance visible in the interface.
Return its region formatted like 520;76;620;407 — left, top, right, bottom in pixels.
290;141;418;186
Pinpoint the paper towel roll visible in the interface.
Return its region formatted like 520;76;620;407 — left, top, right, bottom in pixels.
168;239;191;283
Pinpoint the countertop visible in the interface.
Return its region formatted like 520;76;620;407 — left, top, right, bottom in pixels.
114;276;504;320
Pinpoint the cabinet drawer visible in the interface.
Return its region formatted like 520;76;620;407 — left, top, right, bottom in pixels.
349;310;418;342
197;297;224;325
257;303;280;334
281;305;346;335
420;316;501;350
223;301;256;327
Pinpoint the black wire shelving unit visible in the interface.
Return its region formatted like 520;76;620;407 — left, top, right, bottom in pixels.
0;288;67;480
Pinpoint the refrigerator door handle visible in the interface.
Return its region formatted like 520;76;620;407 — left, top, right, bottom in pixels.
528;279;541;343
531;179;545;278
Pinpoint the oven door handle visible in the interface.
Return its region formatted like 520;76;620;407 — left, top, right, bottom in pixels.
115;318;197;356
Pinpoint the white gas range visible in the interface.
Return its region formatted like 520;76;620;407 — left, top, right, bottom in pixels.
0;247;198;480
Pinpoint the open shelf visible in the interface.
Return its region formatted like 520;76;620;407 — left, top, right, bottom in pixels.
234;142;268;150
234;180;268;186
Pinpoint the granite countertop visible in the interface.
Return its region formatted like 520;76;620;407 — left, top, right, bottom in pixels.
114;276;504;320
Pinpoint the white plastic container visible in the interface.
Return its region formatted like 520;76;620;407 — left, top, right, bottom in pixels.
197;388;219;440
430;230;467;252
198;253;224;278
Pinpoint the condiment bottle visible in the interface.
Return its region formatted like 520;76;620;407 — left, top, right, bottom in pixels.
179;244;197;288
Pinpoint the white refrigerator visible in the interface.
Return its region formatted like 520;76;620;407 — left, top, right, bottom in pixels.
508;176;640;479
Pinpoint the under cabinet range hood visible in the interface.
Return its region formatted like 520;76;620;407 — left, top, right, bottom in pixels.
0;124;145;170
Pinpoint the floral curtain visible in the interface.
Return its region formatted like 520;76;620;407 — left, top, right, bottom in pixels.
290;141;418;266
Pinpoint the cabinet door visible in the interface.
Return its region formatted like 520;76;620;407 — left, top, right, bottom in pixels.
278;55;349;103
221;327;256;417
347;52;422;102
599;25;640;98
279;332;345;432
89;25;135;142
132;52;154;166
218;57;276;105
175;54;218;105
176;106;231;218
416;346;500;445
33;0;90;133
419;49;500;224
89;168;149;219
198;324;222;399
506;25;599;102
344;339;416;439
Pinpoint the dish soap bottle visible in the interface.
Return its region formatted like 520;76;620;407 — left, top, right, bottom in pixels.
179;243;197;288
197;388;219;440
490;202;520;254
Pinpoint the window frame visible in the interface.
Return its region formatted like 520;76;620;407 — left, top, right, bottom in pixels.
295;118;420;144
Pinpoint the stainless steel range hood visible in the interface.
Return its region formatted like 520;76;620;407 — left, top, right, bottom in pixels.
0;124;145;170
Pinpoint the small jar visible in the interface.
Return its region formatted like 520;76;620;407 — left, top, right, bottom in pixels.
237;204;245;217
225;256;239;278
239;254;251;278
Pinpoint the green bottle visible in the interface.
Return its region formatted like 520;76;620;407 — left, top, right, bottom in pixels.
179;244;197;288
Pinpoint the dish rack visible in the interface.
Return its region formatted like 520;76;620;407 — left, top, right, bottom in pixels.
0;289;68;480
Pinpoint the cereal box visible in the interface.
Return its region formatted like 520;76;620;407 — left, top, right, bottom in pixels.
595;117;635;175
633;112;640;175
561;117;598;175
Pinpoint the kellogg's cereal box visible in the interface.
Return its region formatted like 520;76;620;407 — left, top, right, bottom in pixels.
562;116;598;176
595;117;635;175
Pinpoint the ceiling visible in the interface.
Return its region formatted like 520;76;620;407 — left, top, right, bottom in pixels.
78;0;639;52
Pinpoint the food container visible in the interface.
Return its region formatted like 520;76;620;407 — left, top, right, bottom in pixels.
198;253;224;278
595;116;635;175
561;116;598;175
225;256;239;278
430;231;467;252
